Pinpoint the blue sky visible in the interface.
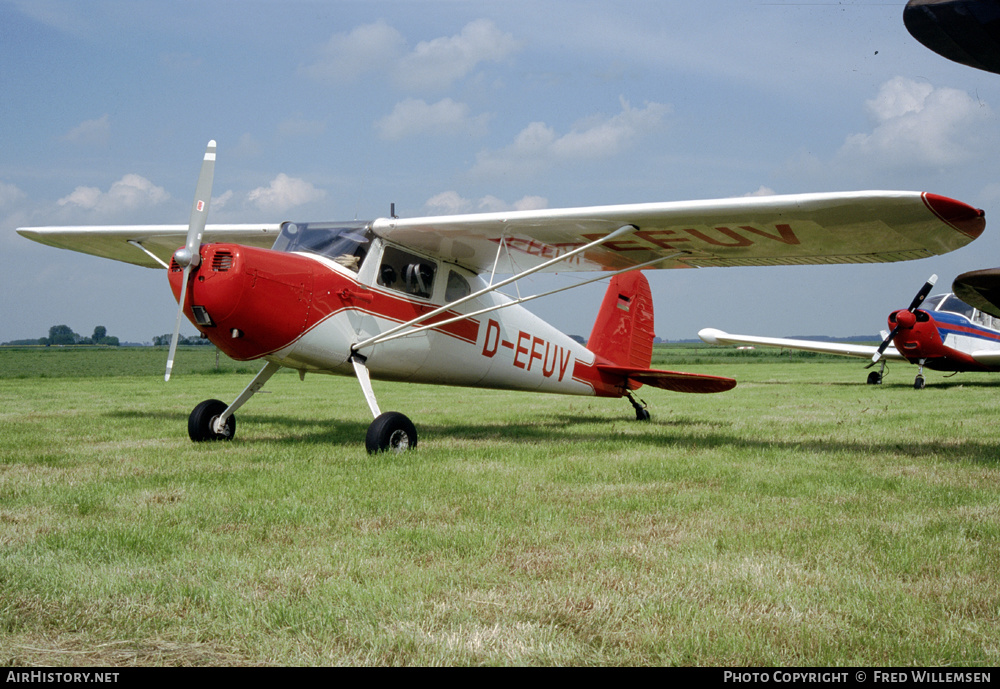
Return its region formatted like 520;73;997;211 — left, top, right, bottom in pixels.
4;0;1000;344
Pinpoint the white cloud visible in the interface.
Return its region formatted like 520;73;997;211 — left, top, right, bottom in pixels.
743;186;775;197
303;19;519;92
57;174;169;213
0;181;26;208
425;191;548;215
63;114;110;146
212;190;234;210
471;98;669;177
836;77;998;170
247;174;325;214
301;20;406;84
394;19;519;92
375;98;489;140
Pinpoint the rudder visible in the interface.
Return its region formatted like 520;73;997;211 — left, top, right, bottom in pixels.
587;271;655;368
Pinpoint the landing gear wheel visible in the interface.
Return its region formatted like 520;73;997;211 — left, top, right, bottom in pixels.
366;412;417;454
189;399;236;442
867;371;882;385
914;376;926;390
626;391;650;421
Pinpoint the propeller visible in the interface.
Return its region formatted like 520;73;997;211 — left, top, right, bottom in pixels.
165;140;216;381
868;274;937;367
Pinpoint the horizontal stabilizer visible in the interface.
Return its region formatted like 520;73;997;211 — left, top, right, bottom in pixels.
596;364;736;394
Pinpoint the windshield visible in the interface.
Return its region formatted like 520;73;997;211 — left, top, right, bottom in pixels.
921;294;945;312
935;294;975;321
271;221;373;272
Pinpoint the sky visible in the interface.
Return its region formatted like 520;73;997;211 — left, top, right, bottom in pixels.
4;0;1000;345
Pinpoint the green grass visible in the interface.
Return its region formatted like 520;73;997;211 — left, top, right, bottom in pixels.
0;347;998;665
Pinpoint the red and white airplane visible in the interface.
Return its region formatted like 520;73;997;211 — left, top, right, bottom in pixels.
700;273;1000;389
18;141;987;450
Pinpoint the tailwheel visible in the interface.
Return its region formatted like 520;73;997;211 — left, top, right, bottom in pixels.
867;371;882;385
189;399;236;442
626;390;651;421
366;411;417;454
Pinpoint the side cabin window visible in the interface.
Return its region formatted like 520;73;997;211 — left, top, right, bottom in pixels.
271;221;373;272
378;245;437;299
446;270;472;302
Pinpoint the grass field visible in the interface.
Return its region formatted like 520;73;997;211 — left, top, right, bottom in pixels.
0;346;998;666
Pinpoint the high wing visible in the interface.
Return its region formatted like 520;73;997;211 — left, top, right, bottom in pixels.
698;328;906;360
371;191;984;273
17;224;281;268
953;267;1000;320
17;191;983;274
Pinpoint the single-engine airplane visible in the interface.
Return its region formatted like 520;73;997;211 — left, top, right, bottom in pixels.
700;274;1000;389
18;141;986;451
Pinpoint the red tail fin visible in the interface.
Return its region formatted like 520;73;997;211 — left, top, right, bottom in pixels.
587;271;655;367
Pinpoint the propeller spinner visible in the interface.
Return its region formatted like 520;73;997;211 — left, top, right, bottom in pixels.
165;140;216;381
868;274;937;367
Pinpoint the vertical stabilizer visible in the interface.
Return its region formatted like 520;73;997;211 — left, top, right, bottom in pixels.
587;271;655;368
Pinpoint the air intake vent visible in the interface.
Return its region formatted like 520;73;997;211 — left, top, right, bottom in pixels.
169;258;181;272
212;250;234;272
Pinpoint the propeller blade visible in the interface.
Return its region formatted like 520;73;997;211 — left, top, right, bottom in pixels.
165;140;217;381
906;274;937;313
165;266;191;381
869;274;937;366
869;325;900;366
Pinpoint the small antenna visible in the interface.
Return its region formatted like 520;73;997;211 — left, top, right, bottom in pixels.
390;203;397;219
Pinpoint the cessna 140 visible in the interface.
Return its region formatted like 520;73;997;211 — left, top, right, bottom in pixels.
699;273;1000;389
18;141;987;451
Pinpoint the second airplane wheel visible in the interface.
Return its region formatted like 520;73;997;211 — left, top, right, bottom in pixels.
365;412;418;454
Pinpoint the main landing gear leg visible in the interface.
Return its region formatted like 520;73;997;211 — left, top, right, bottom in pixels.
867;360;886;385
626;390;651;421
352;355;417;454
189;360;282;442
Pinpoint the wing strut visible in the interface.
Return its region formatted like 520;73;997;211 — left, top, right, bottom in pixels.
127;240;171;269
358;251;684;350
353;224;646;352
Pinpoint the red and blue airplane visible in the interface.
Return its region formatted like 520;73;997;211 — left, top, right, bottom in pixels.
700;274;1000;389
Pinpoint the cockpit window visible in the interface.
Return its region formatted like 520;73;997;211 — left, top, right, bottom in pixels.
936;294;975;321
377;246;437;299
921;295;945;312
271;221;373;272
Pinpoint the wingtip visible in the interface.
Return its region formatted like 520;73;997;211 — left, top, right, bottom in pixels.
698;327;725;344
922;193;986;240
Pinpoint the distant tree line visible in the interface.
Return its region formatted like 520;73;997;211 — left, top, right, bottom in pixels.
151;333;212;346
3;325;121;346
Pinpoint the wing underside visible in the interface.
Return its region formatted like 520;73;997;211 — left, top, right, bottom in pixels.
371;191;984;273
17;224;282;268
17;191;984;275
698;328;905;360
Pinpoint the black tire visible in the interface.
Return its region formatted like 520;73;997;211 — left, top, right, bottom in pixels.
914;376;926;390
189;399;236;442
867;371;882;385
365;411;417;454
635;408;651;421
